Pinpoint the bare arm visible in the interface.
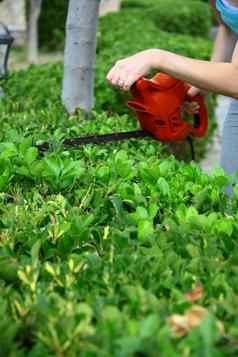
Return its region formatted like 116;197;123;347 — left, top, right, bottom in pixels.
107;24;238;98
152;25;238;98
186;24;237;96
211;24;237;63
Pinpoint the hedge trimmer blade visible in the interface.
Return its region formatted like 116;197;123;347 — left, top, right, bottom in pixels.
36;130;150;153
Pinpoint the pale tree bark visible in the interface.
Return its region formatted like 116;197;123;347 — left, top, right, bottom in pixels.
27;0;42;64
62;0;100;115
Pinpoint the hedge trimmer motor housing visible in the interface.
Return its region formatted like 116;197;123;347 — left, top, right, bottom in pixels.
128;72;208;141
37;72;208;154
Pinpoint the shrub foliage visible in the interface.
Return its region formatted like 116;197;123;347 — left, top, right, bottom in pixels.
39;0;213;50
121;0;212;37
0;3;234;356
0;69;237;353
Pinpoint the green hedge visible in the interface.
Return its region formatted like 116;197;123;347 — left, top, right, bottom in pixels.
0;4;237;355
0;64;216;163
38;0;68;50
121;0;212;37
39;0;212;51
6;9;215;160
4;9;215;162
0;64;238;356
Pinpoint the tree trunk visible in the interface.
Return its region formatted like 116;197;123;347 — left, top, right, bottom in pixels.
62;0;100;115
27;0;42;64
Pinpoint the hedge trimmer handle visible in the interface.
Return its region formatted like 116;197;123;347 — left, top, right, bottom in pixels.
185;93;208;138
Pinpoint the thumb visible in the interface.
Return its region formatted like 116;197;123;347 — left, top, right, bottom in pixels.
187;86;200;97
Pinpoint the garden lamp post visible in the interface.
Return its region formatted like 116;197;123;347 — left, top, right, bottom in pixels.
0;23;14;79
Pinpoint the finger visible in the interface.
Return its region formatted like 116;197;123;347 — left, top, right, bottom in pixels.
183;102;200;115
189;108;199;115
113;77;130;91
106;65;117;81
121;68;145;91
187;86;200;97
110;75;120;87
109;69;124;87
122;82;133;91
121;75;136;91
186;101;200;109
191;103;200;111
111;68;133;90
189;107;199;115
123;84;133;91
106;61;124;82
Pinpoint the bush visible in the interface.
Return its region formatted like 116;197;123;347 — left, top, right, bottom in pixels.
39;0;212;50
38;0;68;51
0;5;237;353
0;65;237;354
4;9;216;160
3;9;215;161
121;0;212;37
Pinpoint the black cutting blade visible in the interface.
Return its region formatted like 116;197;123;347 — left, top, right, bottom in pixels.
36;130;150;153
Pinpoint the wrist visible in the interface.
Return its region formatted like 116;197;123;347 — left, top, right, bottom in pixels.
147;48;165;70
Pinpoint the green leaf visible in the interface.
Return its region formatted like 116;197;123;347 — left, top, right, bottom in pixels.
96;166;110;181
138;220;154;240
186;243;200;257
0;257;18;283
25;147;38;164
42;157;61;178
140;314;159;339
117;336;142;355
31;239;42;266
157;177;170;196
129;206;148;224
216;219;233;237
114;150;132;178
159;160;174;176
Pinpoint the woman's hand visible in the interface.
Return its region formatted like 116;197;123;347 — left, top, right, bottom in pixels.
106;49;160;91
183;86;209;115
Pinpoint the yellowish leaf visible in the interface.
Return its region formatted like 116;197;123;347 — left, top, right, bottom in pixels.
103;226;110;240
186;306;208;329
167;307;206;338
167;314;190;337
167;306;224;337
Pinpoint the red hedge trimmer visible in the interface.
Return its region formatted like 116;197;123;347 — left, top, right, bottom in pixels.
37;72;208;159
